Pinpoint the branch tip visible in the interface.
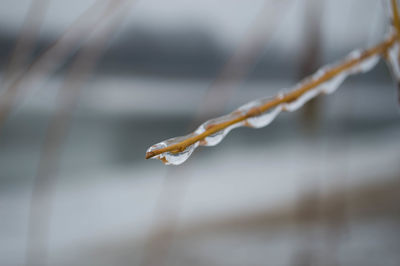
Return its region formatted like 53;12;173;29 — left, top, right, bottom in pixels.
145;152;154;159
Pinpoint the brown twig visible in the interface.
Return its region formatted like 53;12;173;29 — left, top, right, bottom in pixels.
146;33;397;160
392;0;400;34
1;0;50;85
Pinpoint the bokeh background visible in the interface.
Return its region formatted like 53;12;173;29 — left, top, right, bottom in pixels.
1;0;399;265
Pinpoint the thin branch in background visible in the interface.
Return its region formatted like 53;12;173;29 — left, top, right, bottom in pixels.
139;167;190;266
298;0;323;133
25;1;133;265
392;0;400;33
0;0;115;135
195;0;290;119
139;2;292;265
1;0;51;86
291;0;323;265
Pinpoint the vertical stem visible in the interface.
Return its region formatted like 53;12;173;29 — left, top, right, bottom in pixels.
25;1;131;265
391;0;400;33
1;0;51;86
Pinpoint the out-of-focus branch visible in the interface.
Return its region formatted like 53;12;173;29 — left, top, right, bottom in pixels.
0;0;115;133
391;0;400;34
25;1;133;265
196;0;290;118
1;0;50;85
299;0;323;132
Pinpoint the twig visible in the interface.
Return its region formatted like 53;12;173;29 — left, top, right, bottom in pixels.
0;0;114;134
25;1;132;265
1;0;50;85
146;33;397;160
195;0;290;118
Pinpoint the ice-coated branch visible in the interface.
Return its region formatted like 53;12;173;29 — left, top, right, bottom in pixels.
145;0;400;165
145;33;397;165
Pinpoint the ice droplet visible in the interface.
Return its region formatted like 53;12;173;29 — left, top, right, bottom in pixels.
236;97;281;128
147;47;382;165
283;86;320;112
346;50;380;74
319;73;346;94
146;134;199;165
195;111;244;146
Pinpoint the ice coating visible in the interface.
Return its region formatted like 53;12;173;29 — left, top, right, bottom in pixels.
239;97;283;128
385;41;400;103
146;46;383;165
146;134;200;165
283;87;320;112
386;42;400;79
196;112;244;146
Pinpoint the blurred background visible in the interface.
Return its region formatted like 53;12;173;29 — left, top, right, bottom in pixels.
0;0;399;265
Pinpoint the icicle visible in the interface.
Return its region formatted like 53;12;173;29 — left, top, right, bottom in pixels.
147;46;383;165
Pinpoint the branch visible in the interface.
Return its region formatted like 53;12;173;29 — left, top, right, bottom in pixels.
145;33;397;164
392;0;400;34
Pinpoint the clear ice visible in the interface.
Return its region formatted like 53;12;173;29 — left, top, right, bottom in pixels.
147;47;381;165
385;41;400;102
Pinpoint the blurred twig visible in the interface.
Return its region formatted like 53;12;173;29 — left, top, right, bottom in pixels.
1;0;51;86
0;0;116;134
196;0;290;118
292;1;323;265
299;0;323;133
25;1;133;265
392;0;400;34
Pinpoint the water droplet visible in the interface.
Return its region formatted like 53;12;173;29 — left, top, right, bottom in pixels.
245;105;282;128
319;73;346;94
146;134;199;165
283;87;320;112
203;122;244;146
349;54;380;74
161;143;198;165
